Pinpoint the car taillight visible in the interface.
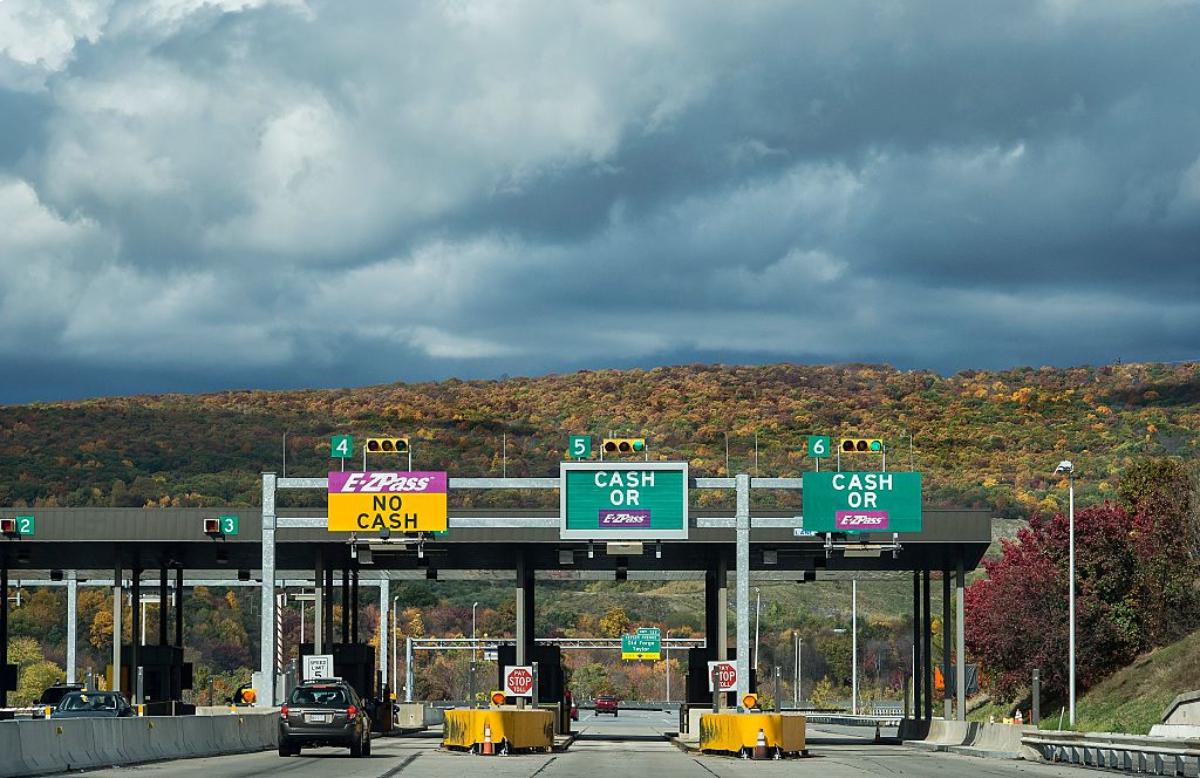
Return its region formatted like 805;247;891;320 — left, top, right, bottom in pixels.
346;705;357;720
280;705;289;719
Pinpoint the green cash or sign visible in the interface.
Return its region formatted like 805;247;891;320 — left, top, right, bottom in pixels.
802;471;922;533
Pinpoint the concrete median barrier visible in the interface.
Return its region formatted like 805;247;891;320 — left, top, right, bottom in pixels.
947;722;1033;759
0;711;280;778
698;712;806;757
903;719;978;751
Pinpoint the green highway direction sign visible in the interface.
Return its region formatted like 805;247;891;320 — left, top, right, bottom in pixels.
568;435;591;460
621;627;662;660
15;515;34;536
330;435;354;459
560;462;688;540
802;471;922;533
807;435;831;459
218;515;240;536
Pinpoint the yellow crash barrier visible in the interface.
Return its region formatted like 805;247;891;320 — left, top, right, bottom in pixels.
699;712;806;757
443;708;554;753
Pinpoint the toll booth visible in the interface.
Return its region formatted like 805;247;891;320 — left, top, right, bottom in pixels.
119;644;194;715
496;644;564;704
299;643;376;701
685;648;755;704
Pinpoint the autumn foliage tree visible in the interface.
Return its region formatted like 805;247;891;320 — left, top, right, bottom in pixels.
966;459;1198;700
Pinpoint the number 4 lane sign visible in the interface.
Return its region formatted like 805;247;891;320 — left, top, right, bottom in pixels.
331;435;353;459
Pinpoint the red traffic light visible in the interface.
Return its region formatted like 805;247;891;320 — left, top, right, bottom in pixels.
203;518;222;537
0;517;16;536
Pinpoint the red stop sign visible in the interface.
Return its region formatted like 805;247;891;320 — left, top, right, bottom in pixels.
506;667;533;695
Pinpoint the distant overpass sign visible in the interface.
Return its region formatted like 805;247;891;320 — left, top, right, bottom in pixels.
327;471;448;532
802;471;922;533
560;462;688;540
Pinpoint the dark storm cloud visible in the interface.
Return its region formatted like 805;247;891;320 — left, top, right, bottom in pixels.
1;0;1199;403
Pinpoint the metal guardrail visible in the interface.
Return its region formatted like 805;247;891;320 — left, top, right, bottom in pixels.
1024;731;1200;775
803;712;903;727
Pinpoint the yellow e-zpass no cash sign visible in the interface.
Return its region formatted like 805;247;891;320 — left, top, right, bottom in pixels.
327;471;448;532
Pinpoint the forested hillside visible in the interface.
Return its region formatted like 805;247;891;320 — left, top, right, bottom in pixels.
3;362;1198;516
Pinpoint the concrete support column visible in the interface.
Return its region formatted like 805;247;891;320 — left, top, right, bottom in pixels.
705;553;728;661
324;565;334;647
734;473;751;707
341;567;350;645
515;552;534;663
943;567;952;719
350;568;359;644
912;570;921;720
1;564;8;707
112;565;122;693
174;567;183;649
379;578;390;688
130;566;141;701
405;636;414;703
66;570;78;684
259;472;278;706
313;554;324;654
956;558;966;721
922;568;932;721
158;567;169;646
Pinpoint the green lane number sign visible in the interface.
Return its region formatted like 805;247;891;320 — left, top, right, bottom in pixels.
568;435;592;460
331;435;354;459
15;516;34;536
802;471;922;533
621;627;662;660
807;435;831;458
218;515;240;536
560;462;688;540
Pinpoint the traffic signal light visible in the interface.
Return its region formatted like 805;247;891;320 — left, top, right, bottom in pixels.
840;438;884;453
0;518;16;537
602;437;645;455
366;437;409;455
203;517;223;538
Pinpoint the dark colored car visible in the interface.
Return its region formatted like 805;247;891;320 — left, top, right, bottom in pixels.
595;694;618;716
51;691;133;719
278;680;372;757
38;684;84;707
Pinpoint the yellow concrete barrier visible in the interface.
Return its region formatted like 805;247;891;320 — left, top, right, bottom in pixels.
443;708;554;753
699;712;806;756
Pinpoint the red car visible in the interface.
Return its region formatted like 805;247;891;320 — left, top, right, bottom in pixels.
594;694;618;716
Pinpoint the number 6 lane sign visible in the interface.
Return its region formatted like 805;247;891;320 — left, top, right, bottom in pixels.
807;435;830;459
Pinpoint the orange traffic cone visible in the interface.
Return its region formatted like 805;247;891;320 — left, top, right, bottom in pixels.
481;721;494;755
753;729;769;760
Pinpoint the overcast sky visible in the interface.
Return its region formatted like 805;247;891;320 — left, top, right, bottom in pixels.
1;1;1198;403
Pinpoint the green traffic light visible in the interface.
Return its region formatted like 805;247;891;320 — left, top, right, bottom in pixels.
632;440;644;451
870;440;882;451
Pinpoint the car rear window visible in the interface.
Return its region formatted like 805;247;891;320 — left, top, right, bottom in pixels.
288;686;351;707
59;693;118;710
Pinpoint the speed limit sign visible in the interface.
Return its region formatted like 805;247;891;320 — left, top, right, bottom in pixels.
807;435;830;459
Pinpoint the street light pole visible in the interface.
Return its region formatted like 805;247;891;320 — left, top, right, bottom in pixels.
392;596;399;703
753;587;761;673
852;579;858;716
665;628;671;704
1055;460;1076;727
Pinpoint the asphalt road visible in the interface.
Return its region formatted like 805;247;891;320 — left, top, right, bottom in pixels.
65;710;1115;777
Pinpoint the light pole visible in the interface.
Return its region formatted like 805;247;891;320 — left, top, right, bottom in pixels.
282;431;289;478
1055;459;1076;727
852;579;858;716
392;596;400;702
792;631;801;709
753;587;761;672
471;602;479;707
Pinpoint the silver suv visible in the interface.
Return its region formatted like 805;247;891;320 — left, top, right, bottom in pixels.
278;679;372;757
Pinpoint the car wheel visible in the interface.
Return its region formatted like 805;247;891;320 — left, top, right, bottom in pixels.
278;739;292;757
350;736;363;758
363;735;372;756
